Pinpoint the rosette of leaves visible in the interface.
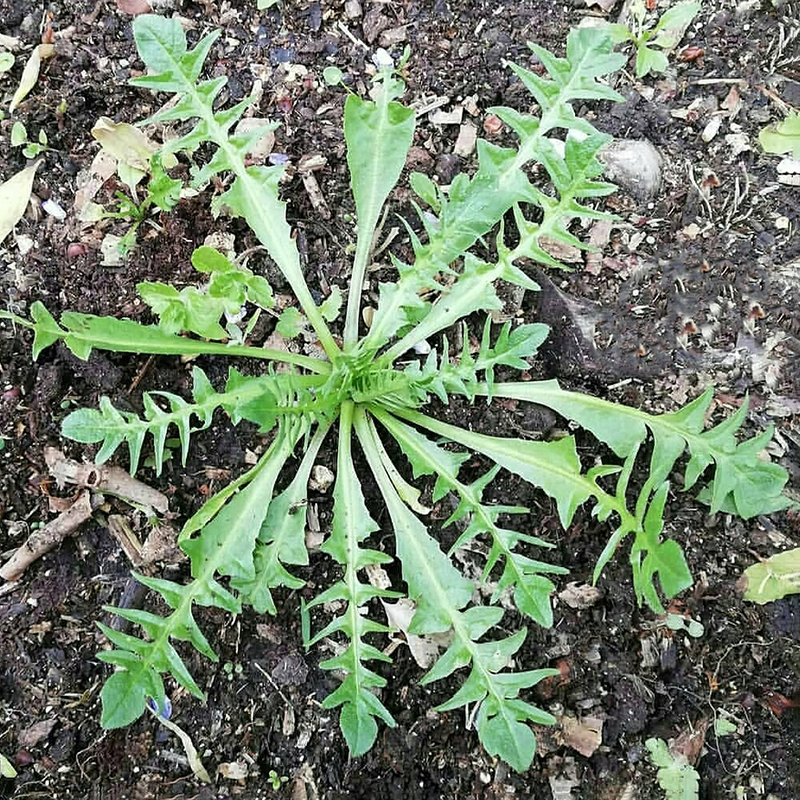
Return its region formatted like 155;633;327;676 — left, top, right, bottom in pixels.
1;15;789;772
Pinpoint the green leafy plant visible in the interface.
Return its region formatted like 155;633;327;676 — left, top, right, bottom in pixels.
607;0;701;78
267;769;288;790
0;15;789;772
84;152;182;258
85;117;183;257
645;738;700;800
10;121;49;159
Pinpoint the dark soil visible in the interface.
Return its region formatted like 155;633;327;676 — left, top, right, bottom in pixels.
1;1;800;799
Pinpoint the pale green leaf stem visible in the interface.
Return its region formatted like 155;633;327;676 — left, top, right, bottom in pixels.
62;367;329;475
307;401;397;754
234;419;334;614
371;406;566;627
362;28;625;355
342;68;415;348
0;303;330;373
478;381;789;519
385;404;693;610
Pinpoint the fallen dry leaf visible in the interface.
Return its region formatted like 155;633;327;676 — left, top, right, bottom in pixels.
91;117;157;195
117;0;152;13
587;0;618;10
381;598;442;668
0;160;41;245
18;718;57;748
0;34;21;50
559;715;604;757
670;717;710;765
558;582;604;609
217;759;249;781
9;43;55;113
540;235;583;264
679;46;705;62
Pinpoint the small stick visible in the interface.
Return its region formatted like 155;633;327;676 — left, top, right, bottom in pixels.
0;491;95;581
45;447;168;517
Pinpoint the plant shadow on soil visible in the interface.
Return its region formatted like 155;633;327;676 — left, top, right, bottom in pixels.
1;1;800;798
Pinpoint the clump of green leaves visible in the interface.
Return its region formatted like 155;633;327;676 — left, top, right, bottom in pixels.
85;118;183;257
607;0;702;77
0;15;789;772
645;738;700;800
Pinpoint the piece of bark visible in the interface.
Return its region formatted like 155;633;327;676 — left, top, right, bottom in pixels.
45;447;168;516
107;514;144;566
0;491;95;581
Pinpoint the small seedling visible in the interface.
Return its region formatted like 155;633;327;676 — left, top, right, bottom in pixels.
268;769;288;790
606;0;702;77
646;737;699;800
11;121;49;159
713;716;737;738
664;613;703;638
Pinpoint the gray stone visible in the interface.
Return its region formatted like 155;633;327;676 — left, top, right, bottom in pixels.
599;139;662;201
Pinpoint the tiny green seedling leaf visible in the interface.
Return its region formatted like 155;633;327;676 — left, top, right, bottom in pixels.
0;51;15;73
323;66;343;85
713;717;737;738
276;306;305;338
759;113;800;159
319;286;343;322
10;120;26;147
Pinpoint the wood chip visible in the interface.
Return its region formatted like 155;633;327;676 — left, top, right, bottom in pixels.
560;715;604;757
430;106;463;126
454;122;478;157
18;718;57;748
45;447;169;516
0;491;95;581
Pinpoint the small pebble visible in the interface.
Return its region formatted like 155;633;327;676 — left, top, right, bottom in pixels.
309;465;335;493
42;199;66;221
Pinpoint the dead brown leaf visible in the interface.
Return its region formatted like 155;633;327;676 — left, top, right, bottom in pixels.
559;581;604;609
9;43;55;113
559;715;604;757
670;717;710;765
117;0;152;13
18;718;57;748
